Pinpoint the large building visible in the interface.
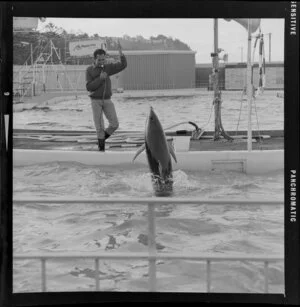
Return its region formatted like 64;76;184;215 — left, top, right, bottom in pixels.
195;63;225;90
115;50;196;90
224;62;284;90
13;55;283;98
195;62;284;91
60;50;197;91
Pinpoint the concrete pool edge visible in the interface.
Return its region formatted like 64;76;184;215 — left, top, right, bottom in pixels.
13;149;284;174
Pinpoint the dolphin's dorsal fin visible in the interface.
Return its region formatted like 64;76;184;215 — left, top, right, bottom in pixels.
168;142;177;163
132;143;146;162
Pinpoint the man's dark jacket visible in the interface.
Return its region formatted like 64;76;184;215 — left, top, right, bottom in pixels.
86;55;127;99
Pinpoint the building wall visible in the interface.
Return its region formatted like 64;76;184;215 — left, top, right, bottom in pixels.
225;62;284;90
13;65;122;96
195;64;225;89
13;59;284;97
120;51;196;90
14;50;196;94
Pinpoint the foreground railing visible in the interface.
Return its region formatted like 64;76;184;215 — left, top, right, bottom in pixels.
14;197;284;293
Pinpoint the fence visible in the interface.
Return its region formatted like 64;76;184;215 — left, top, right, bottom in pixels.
14;197;284;293
13;64;283;98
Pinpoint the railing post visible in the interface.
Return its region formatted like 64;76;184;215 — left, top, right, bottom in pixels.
148;202;157;292
207;260;211;293
95;258;100;291
41;258;46;292
264;261;269;293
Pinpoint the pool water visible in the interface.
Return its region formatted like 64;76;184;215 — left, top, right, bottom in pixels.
13;91;284;132
13;162;284;293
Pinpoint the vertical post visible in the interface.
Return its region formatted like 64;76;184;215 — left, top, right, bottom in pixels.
42;64;46;93
213;18;220;137
18;71;22;102
30;43;33;66
247;19;253;151
65;36;67;64
207;260;211;292
268;33;271;63
95;258;100;291
240;46;243;62
148;203;156;292
41;258;46;292
50;40;53;65
211;19;232;141
213;19;219;96
30;43;34;97
264;261;269;293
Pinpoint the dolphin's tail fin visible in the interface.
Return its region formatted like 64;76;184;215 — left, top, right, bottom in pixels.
132;143;146;162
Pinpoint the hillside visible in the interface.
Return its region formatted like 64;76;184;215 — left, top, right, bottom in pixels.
13;23;191;65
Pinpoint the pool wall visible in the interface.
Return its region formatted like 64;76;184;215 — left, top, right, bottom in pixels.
13;149;284;174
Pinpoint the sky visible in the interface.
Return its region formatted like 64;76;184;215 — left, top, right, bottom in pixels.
37;18;285;64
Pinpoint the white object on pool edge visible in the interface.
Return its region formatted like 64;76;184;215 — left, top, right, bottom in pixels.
173;136;190;152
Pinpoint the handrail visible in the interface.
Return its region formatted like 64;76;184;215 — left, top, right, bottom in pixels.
14;252;284;262
14;197;284;293
13;197;283;206
14;252;283;293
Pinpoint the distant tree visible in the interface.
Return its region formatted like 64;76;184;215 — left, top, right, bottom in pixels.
76;32;89;39
13;21;192;65
157;34;167;40
44;22;60;34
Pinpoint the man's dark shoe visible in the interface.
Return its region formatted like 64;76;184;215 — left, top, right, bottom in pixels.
98;139;105;152
104;131;111;140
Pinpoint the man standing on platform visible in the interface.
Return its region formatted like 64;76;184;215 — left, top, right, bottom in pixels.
86;41;127;151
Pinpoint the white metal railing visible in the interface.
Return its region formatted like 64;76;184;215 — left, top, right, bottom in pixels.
14;197;284;293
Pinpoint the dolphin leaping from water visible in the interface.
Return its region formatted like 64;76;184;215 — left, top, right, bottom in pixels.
133;107;177;196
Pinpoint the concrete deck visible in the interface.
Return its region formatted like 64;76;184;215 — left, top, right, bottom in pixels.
13;130;284;152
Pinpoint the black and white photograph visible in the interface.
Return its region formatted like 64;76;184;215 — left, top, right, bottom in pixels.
1;1;299;305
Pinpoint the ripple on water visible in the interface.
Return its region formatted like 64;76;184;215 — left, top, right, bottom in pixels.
14;91;283;131
13;161;284;293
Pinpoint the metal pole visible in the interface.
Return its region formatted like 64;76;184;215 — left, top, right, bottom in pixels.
65;36;67;64
43;64;46;93
207;260;211;292
95;259;100;291
240;46;243;62
247;19;253;151
241;47;243;62
213;19;219;94
148;203;156;292
213;18;220;135
31;44;34;96
30;43;33;66
264;261;269;293
269;33;271;63
41;258;46;292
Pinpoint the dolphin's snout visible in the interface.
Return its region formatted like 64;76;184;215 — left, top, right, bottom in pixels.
148;107;156;122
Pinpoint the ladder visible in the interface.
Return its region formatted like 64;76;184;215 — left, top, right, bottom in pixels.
13;40;76;104
13;42;51;104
